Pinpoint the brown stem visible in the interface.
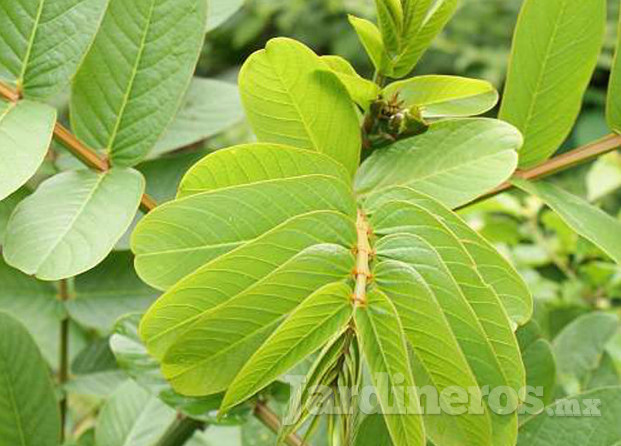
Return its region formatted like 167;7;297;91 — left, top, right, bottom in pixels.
353;210;372;306
460;133;621;209
0;80;157;213
254;401;306;446
58;279;70;443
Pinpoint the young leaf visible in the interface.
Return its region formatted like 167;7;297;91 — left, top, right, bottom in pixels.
71;0;207;167
513;179;621;265
3;168;145;280
374;0;404;55
0;100;56;201
383;75;499;118
354;289;426;446
517;387;621;445
553;312;618;394
348;15;392;76
95;380;177;446
392;0;460;78
0;0;109;99
500;0;606;168
355;119;522;208
607;4;621;133
221;282;353;412
321;56;381;110
151;78;244;158
0;312;60;446
238;38;361;175
66;252;158;333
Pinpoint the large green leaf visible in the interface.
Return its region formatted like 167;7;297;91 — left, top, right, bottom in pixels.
517;387;621;446
0;259;63;367
500;0;606;168
0;312;60;446
221;282;353;412
151;78;244;158
553;312;618;394
514;179;621;265
238;38;361;175
71;0;207;167
66;252;158;333
3;168;144;280
321;56;380;110
354;289;425;446
383;75;498;118
355;119;522;208
608;4;621;133
95;380;176;446
0;100;56;200
0;0;108;99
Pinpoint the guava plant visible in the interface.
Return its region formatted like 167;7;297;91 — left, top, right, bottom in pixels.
0;0;621;445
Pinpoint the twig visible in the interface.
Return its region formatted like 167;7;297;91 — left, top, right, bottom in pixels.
155;415;205;446
58;279;70;443
0;80;157;213
254;401;307;446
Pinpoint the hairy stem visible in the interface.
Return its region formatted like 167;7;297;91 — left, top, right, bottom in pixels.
0;80;157;213
254;401;307;446
58;279;70;442
353;210;372;306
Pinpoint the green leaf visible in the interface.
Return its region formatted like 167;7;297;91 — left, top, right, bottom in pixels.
355;119;522;208
110;315;227;422
500;0;606;168
66;252;158;333
0;0;109;99
3;168;145;280
239;38;361;175
0;188;29;246
392;0;460;78
353;414;392;446
151;78;244;158
0;259;63;367
586;352;621;390
369;196;524;444
553;312;618;394
374;0;403;55
517;387;621;446
513;179;621;265
383;75;499;118
348;15;392;76
133;145;357;397
206;0;244;32
608;4;621;133
320;56;380;110
0;100;56;201
95;380;176;446
517;322;556;406
354;289;425;446
71;0;207;167
133;144;354;290
0;312;60;446
221;282;353;412
363;186;532;327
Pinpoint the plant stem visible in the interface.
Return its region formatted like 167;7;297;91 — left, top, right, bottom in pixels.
254;401;307;446
0;80;157;213
58;279;70;443
155;416;205;446
353;210;372;306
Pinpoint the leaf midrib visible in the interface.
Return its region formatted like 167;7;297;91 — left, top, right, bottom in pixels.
17;0;45;84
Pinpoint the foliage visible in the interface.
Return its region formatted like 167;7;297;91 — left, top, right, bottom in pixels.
0;0;620;446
